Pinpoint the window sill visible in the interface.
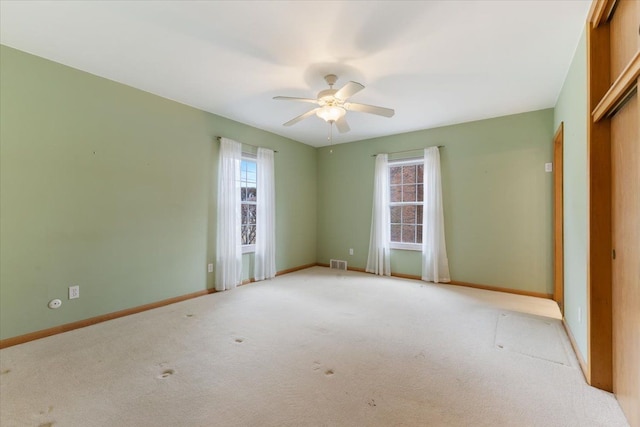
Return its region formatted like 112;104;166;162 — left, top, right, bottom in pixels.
390;242;422;252
242;245;255;254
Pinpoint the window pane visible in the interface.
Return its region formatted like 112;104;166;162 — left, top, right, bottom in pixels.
402;184;416;202
390;166;402;185
402;205;416;224
416;225;423;244
242;225;256;245
417;184;423;202
390;206;402;223
417;164;424;183
241;204;248;225
241;203;257;225
416;205;423;224
240;159;257;246
390;224;402;242
249;204;256;224
402;165;416;184
248;225;256;244
246;161;256;173
401;225;416;243
390;186;402;203
242;186;256;202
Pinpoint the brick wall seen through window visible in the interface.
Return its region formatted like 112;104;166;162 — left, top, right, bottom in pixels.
389;161;423;247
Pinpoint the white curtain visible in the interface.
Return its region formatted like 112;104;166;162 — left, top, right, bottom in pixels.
366;154;391;276
421;147;450;283
215;138;243;291
255;147;276;281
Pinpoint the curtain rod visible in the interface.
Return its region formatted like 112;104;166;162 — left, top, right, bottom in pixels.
216;136;278;153
371;145;443;157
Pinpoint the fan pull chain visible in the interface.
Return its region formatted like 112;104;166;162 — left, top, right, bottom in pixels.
328;121;334;153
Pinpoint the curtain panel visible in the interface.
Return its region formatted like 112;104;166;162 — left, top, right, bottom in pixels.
255;147;276;280
215;138;243;291
366;153;391;276
421;147;450;283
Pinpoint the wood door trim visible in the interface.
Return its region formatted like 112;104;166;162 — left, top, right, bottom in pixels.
592;51;640;122
588;0;617;28
554;123;564;314
587;14;613;391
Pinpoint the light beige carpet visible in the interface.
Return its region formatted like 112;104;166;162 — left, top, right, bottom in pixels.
0;267;629;426
494;312;573;367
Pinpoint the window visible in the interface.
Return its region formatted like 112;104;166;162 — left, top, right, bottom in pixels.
240;157;257;251
389;159;423;250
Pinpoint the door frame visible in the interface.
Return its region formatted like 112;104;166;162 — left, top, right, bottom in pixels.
553;123;564;314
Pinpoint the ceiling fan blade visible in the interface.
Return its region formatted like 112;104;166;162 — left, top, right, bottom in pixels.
345;102;395;118
334;81;364;100
283;108;319;126
273;96;319;104
335;117;350;133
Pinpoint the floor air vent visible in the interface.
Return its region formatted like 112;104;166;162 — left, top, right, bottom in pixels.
330;259;347;271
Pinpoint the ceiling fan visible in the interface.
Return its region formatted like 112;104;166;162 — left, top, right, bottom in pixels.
273;74;395;133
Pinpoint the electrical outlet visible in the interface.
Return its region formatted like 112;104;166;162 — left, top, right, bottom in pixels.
545;162;553;172
208;263;213;273
349;248;354;256
69;285;79;300
578;306;582;323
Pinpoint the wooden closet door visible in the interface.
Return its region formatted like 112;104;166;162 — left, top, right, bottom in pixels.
588;0;639;424
610;1;640;425
611;88;639;427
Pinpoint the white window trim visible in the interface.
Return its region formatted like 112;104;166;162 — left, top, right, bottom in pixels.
388;158;424;251
388;157;422;166
241;154;257;252
390;242;422;251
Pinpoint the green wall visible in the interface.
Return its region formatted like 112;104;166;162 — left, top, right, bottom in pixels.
553;28;588;361
0;45;317;340
1;42;571;342
317;109;555;294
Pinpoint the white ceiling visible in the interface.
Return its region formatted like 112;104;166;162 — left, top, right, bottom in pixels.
0;1;590;147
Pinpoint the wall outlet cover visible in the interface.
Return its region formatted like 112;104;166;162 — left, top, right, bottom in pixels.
69;285;79;299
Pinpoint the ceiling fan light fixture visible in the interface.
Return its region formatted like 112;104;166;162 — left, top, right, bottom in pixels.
316;105;346;123
274;74;394;133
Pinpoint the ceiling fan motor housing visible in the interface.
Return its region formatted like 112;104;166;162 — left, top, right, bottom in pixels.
324;74;338;87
